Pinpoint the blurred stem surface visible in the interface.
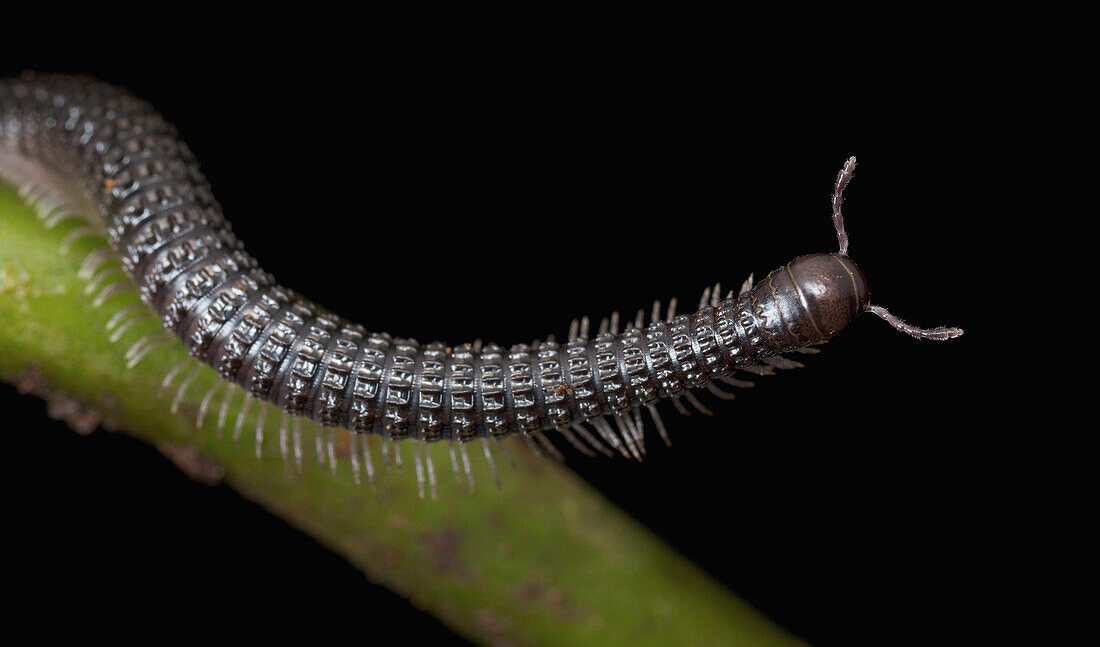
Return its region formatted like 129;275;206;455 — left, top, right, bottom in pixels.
0;180;804;647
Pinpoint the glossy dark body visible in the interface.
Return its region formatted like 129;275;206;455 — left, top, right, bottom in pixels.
0;75;869;441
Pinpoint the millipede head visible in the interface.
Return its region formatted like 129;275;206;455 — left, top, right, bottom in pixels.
785;252;870;339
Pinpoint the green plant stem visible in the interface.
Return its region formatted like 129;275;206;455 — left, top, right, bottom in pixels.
0;180;804;647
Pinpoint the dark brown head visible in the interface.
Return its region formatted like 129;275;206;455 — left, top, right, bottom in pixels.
785;252;870;339
750;252;871;350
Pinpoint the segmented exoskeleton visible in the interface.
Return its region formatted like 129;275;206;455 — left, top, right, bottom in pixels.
0;74;963;495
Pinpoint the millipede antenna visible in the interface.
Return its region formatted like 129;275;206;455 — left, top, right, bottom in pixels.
831;156;964;341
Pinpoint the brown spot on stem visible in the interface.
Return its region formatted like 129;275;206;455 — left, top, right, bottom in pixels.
1;262;39;300
513;579;582;621
156;442;225;486
473;609;525;647
419;527;468;577
12;365;112;435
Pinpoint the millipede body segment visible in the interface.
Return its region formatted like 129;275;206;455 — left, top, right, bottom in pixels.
0;74;963;463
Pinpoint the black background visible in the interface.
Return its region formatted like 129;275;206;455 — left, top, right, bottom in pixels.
3;27;1007;646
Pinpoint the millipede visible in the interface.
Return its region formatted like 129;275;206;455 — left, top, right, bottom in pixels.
0;73;964;499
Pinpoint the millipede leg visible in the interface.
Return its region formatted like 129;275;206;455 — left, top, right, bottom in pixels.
91;280;130;307
59;225;95;254
591;417;629;459
78;246;114;280
215;386;237;438
349;431;361;485
380;440;391;468
279;414;289;462
124;332;154;361
84;265;119;296
233;396;253;443
739;273;754;296
157;359;190;398
326;428;338;478
392;440;403;469
522;434;544;458
631;407;645;443
254;403;267;459
647;405;672;447
557;425;596;457
447;440;462;484
360;434;376;487
170;365;201;415
424;442;438;499
109;312;154;343
43;210;80;230
125;337;170;368
705;382;737;401
531;431;564;462
698;286;711;310
763;355;805;370
105;303;144;332
458;440;475;492
719;376;756;388
292;417;303;473
682;391;714;416
613;412;644;459
315;424;327;468
480;437;500;487
493;437;515;468
570;423;613;457
195;380;221;428
413;440;426;499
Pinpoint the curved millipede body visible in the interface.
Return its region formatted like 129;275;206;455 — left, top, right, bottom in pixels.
0;74;964;492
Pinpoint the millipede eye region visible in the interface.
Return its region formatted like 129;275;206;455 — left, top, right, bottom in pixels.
0;75;963;498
